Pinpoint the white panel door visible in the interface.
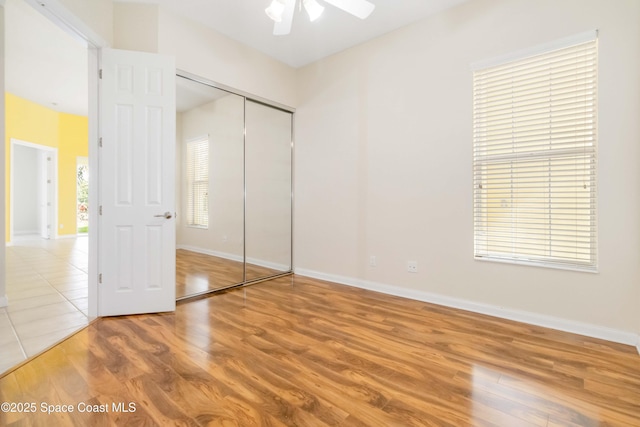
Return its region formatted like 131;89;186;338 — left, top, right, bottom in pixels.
36;150;55;240
99;48;176;316
37;151;49;239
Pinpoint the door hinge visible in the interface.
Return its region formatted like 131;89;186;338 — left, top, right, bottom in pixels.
99;273;102;284
99;69;103;79
99;137;103;148
99;205;103;215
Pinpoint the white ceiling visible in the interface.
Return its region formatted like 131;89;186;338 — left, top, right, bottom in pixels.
5;0;88;116
116;0;471;68
5;0;470;116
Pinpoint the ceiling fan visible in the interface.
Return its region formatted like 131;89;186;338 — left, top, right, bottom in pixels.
265;0;376;35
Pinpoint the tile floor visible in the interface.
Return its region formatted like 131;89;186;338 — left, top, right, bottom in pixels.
0;236;89;374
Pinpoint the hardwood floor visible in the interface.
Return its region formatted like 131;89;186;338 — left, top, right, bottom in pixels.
176;249;287;298
1;275;639;426
176;249;244;297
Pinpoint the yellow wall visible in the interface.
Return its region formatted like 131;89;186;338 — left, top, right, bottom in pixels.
5;93;88;241
58;113;89;236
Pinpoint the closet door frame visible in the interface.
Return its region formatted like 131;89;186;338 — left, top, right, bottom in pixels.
175;70;295;302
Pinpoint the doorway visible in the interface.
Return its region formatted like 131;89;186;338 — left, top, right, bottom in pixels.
0;0;92;374
9;139;57;242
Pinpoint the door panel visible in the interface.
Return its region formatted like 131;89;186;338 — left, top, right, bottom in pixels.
175;77;245;298
245;101;293;282
37;150;50;239
99;48;176;316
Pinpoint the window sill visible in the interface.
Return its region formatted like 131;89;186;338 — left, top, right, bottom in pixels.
474;255;598;274
186;225;208;230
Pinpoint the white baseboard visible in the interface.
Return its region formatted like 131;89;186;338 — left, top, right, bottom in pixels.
10;234;40;242
295;268;640;351
0;295;8;308
6;234;80;244
14;230;38;236
177;244;290;272
177;244;243;263
57;234;79;239
247;256;290;272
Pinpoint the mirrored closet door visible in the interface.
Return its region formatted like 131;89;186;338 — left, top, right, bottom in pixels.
245;100;293;281
175;75;293;299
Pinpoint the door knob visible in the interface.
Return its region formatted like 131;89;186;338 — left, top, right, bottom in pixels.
154;211;173;219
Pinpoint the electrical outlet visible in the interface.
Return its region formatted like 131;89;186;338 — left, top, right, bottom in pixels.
369;256;377;267
407;261;418;273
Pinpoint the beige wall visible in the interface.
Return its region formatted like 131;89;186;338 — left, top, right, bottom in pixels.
156;8;297;108
57;0;113;45
113;3;296;111
294;0;640;338
113;3;157;52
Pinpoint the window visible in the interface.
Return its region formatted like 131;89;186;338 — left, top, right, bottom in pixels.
186;137;209;228
473;32;597;271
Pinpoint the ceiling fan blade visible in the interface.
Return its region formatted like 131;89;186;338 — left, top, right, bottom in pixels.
274;0;296;35
322;0;375;19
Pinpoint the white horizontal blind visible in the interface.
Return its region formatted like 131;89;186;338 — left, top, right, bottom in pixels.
186;137;209;228
473;37;597;271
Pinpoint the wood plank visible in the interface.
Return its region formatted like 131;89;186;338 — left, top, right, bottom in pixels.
1;274;639;425
176;249;285;298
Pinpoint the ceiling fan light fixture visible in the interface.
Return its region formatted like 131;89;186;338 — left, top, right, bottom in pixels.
323;0;375;20
303;0;324;22
269;0;375;36
265;0;286;23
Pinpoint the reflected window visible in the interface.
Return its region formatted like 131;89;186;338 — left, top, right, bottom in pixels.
186;136;209;228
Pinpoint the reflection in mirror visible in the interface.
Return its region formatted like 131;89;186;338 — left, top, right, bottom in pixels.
175;76;244;298
245;100;293;281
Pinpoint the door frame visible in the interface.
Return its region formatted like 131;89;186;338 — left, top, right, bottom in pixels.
76;156;89;235
9;138;58;242
22;0;107;319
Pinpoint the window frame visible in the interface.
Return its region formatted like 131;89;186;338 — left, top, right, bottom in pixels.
185;136;209;229
472;31;598;272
